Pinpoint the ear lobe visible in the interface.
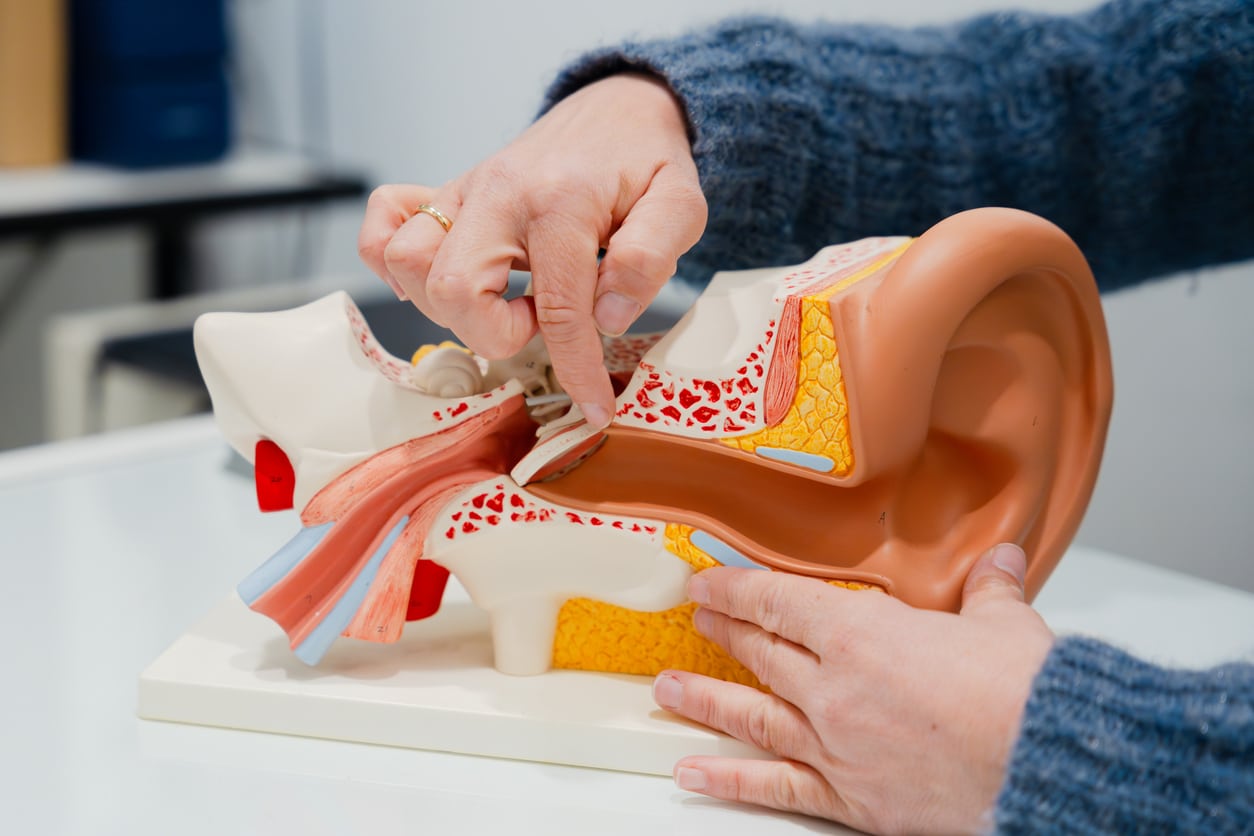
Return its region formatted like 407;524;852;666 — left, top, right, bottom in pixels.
833;207;1114;607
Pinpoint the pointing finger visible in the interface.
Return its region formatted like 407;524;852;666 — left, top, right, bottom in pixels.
527;213;616;427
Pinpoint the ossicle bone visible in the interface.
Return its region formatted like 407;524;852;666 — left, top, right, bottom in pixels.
411;347;486;398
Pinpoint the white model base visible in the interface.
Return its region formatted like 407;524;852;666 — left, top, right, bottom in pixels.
138;577;766;776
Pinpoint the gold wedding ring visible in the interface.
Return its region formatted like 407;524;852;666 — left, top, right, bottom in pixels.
413;203;453;232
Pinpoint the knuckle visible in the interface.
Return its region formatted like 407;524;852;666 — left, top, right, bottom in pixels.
770;771;805;811
672;178;709;221
525;169;586;215
605;241;676;284
744;699;777;752
357;229;384;262
383;236;431;279
754;581;792;634
533;293;588;336
746;632;780;685
366;184;399;208
423;270;462;305
689;681;723;725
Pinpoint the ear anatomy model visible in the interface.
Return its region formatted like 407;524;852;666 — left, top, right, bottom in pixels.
195;208;1113;685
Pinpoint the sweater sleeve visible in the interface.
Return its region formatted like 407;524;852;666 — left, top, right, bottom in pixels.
994;636;1254;833
541;0;1254;292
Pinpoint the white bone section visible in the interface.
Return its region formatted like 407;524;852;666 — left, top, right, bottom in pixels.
510;419;601;486
194;291;525;510
612;237;910;441
425;479;682;675
612;265;785;438
410;347;486;398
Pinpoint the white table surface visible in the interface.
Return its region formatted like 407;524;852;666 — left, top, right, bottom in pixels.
2;416;1252;836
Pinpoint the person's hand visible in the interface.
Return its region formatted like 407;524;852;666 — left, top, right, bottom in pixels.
357;74;707;428
653;543;1054;835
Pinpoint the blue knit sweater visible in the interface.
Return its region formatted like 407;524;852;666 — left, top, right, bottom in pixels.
542;0;1254;831
545;0;1253;294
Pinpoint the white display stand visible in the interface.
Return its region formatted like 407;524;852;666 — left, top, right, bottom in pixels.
139;538;1254;777
139;579;765;776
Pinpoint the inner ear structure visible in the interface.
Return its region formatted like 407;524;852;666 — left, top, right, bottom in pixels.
196;207;1112;680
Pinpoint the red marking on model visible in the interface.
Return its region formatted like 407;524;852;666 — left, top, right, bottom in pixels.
486;494;504;513
644;413;658;423
510;493;525;508
661;383;674;401
565;512;583;524
471;494;485;508
445;527;455;539
406;561;450;621
661;405;682;422
677;389;700;409
462;521;477;533
486;514;500;525
591;517;603;526
254;439;296;512
701;380;721;402
636;389;655;409
726;397;742;411
449;402;469;417
692;406;718;424
468;511;481;521
451;512;462;521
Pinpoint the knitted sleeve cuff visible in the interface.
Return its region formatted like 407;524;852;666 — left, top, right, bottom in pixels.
995;635;1254;834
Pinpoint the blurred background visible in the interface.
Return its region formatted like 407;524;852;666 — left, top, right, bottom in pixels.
1;0;1250;591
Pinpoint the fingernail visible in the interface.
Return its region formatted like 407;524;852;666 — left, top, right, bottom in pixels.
990;543;1027;583
675;766;707;791
688;573;710;605
580;402;611;429
385;275;407;301
653;673;683;710
594;292;641;337
692;606;713;635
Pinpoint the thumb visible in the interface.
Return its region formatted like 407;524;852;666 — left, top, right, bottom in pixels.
594;164;707;337
960;543;1027;616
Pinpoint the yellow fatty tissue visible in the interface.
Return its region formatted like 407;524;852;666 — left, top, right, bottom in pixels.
718;241;912;476
550;524;881;688
718;296;856;476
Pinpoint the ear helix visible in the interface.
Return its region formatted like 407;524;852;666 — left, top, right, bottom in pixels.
833;207;1113;606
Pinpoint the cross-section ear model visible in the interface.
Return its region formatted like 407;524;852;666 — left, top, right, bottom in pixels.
196;207;1111;677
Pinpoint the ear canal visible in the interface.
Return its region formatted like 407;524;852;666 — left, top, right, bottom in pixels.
833;208;1114;609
